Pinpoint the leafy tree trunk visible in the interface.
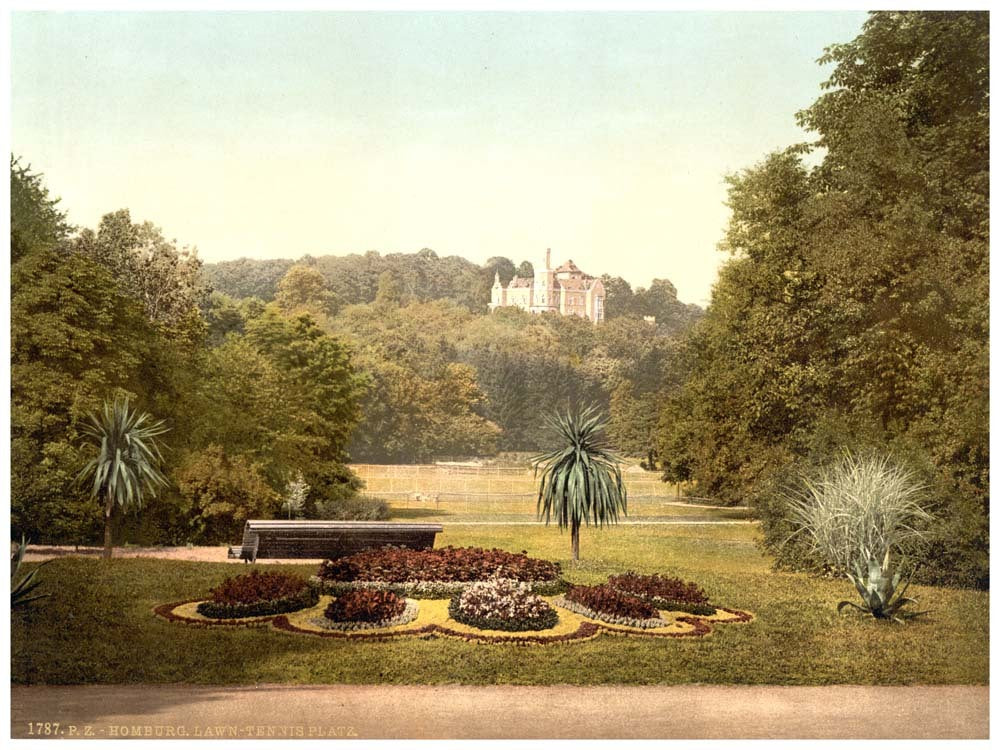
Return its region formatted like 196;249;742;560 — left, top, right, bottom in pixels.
103;490;114;560
571;521;580;561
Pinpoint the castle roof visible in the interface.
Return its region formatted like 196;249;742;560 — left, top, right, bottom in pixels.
556;277;600;292
507;275;532;288
555;259;583;273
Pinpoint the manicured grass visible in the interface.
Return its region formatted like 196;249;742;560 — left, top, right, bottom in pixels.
11;524;988;686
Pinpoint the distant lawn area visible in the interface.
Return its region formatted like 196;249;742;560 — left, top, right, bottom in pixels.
11;523;988;686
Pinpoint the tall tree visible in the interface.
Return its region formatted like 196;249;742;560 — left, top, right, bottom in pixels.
658;11;988;587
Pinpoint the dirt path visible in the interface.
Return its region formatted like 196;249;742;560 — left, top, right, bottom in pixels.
10;684;987;739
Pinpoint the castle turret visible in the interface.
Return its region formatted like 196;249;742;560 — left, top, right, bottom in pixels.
489;270;507;310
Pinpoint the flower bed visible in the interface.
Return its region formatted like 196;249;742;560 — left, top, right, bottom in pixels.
196;570;318;619
557;584;668;628
313;577;566;599
317;545;561;585
607;572;716;616
311;589;418;631
447;578;559;632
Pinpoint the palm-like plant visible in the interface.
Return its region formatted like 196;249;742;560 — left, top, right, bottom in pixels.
533;405;627;561
78;397;170;559
12;535;50;609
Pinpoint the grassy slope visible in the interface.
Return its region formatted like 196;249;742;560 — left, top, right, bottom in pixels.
11;524;988;686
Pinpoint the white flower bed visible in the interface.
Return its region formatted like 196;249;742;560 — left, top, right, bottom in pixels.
454;578;552;622
552;595;670;629
310;598;419;632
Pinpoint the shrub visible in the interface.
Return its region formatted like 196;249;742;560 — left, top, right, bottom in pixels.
313;494;389;521
608;572;714;615
176;446;279;545
317;546;561;584
196;570;318;619
564;584;657;620
324;588;406;623
448;578;558;631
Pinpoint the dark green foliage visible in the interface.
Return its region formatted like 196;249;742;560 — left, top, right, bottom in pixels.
11;536;50;609
324;589;405;623
311;494;389;522
196;570;317;619
657;12;988;587
10;155;70;263
175;446;280;544
201;257;294;301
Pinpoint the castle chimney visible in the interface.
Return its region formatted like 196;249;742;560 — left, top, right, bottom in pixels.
545;248;551;270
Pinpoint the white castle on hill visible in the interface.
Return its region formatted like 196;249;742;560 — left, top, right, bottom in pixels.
489;249;606;322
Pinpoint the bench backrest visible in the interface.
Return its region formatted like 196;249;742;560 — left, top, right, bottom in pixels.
239;521;443;560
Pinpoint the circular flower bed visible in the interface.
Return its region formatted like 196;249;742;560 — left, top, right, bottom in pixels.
196;570;318;619
607;571;715;616
555;584;668;629
311;589;418;631
448;578;559;632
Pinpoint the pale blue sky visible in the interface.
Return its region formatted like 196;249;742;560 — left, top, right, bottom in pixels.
12;11;868;304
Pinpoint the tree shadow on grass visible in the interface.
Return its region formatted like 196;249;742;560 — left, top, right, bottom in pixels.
389;508;454;520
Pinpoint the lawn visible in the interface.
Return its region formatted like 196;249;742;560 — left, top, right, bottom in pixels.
11;523;988;686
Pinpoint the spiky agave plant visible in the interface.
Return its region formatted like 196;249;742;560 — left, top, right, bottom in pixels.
533;405;627;561
78;396;170;559
839;549;928;623
785;453;932;622
12;535;49;609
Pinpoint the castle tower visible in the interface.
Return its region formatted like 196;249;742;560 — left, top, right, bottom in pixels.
530;248;558;313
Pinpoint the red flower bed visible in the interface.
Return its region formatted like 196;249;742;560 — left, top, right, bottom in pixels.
318;546;561;583
608;572;709;605
208;570;309;605
564;584;657;620
325;589;406;623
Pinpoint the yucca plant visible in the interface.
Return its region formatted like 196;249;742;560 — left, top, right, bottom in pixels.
11;535;49;609
784;453;932;622
533;405;627;561
78;396;170;559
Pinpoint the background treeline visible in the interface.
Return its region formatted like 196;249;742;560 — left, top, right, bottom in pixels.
11;158;698;548
204;248;702;329
658;11;988;588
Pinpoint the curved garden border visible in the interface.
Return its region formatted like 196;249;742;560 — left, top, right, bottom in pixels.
154;597;753;645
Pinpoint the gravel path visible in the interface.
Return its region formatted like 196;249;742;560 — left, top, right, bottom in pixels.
10;684;988;739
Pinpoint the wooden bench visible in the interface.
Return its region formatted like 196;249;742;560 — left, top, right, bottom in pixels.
227;520;443;562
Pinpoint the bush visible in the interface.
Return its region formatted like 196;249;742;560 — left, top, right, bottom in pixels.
324;589;405;623
196;570;318;619
317;546;561;584
564;584;657;620
313;494;389;521
607;572;714;615
448;578;558;632
176;446;279;544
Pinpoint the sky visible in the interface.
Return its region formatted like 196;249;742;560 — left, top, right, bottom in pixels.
11;10;869;305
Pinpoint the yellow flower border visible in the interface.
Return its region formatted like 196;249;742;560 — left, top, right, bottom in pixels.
155;595;753;644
